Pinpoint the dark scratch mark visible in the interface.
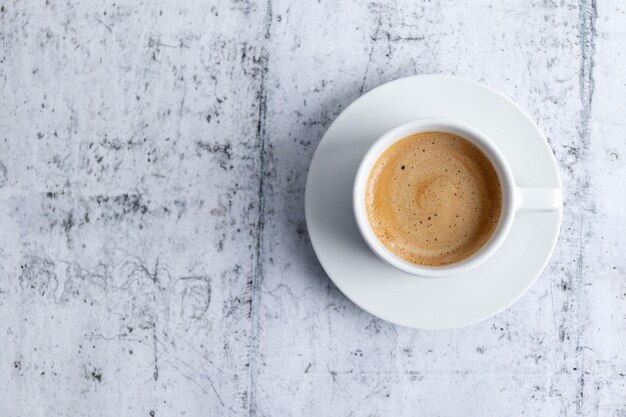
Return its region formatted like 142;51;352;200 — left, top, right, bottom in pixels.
0;161;7;187
241;42;251;75
176;85;187;140
328;365;338;382
304;363;312;373
384;31;391;57
150;258;160;284
249;2;272;416
389;35;425;42
577;370;586;410
167;360;226;408
178;86;186;118
359;5;383;95
575;1;596;414
95;17;112;33
156;42;177;48
578;0;596;144
152;331;159;381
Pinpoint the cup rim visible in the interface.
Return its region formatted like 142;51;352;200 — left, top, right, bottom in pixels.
353;117;517;277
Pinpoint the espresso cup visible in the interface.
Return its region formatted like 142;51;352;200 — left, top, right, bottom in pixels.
353;118;562;277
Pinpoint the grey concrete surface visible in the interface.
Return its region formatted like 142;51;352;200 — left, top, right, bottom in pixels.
0;0;624;416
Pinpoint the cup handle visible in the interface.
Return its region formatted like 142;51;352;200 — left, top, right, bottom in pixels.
516;187;562;211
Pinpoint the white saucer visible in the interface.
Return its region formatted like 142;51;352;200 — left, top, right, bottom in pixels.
304;75;562;330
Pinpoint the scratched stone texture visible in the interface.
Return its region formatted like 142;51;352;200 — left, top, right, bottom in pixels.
0;0;624;416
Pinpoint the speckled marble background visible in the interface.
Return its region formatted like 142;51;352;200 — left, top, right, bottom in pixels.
0;0;624;416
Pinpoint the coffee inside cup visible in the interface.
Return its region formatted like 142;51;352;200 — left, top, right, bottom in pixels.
365;131;502;266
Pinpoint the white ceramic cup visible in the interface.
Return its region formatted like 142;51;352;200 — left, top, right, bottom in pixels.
353;118;563;277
